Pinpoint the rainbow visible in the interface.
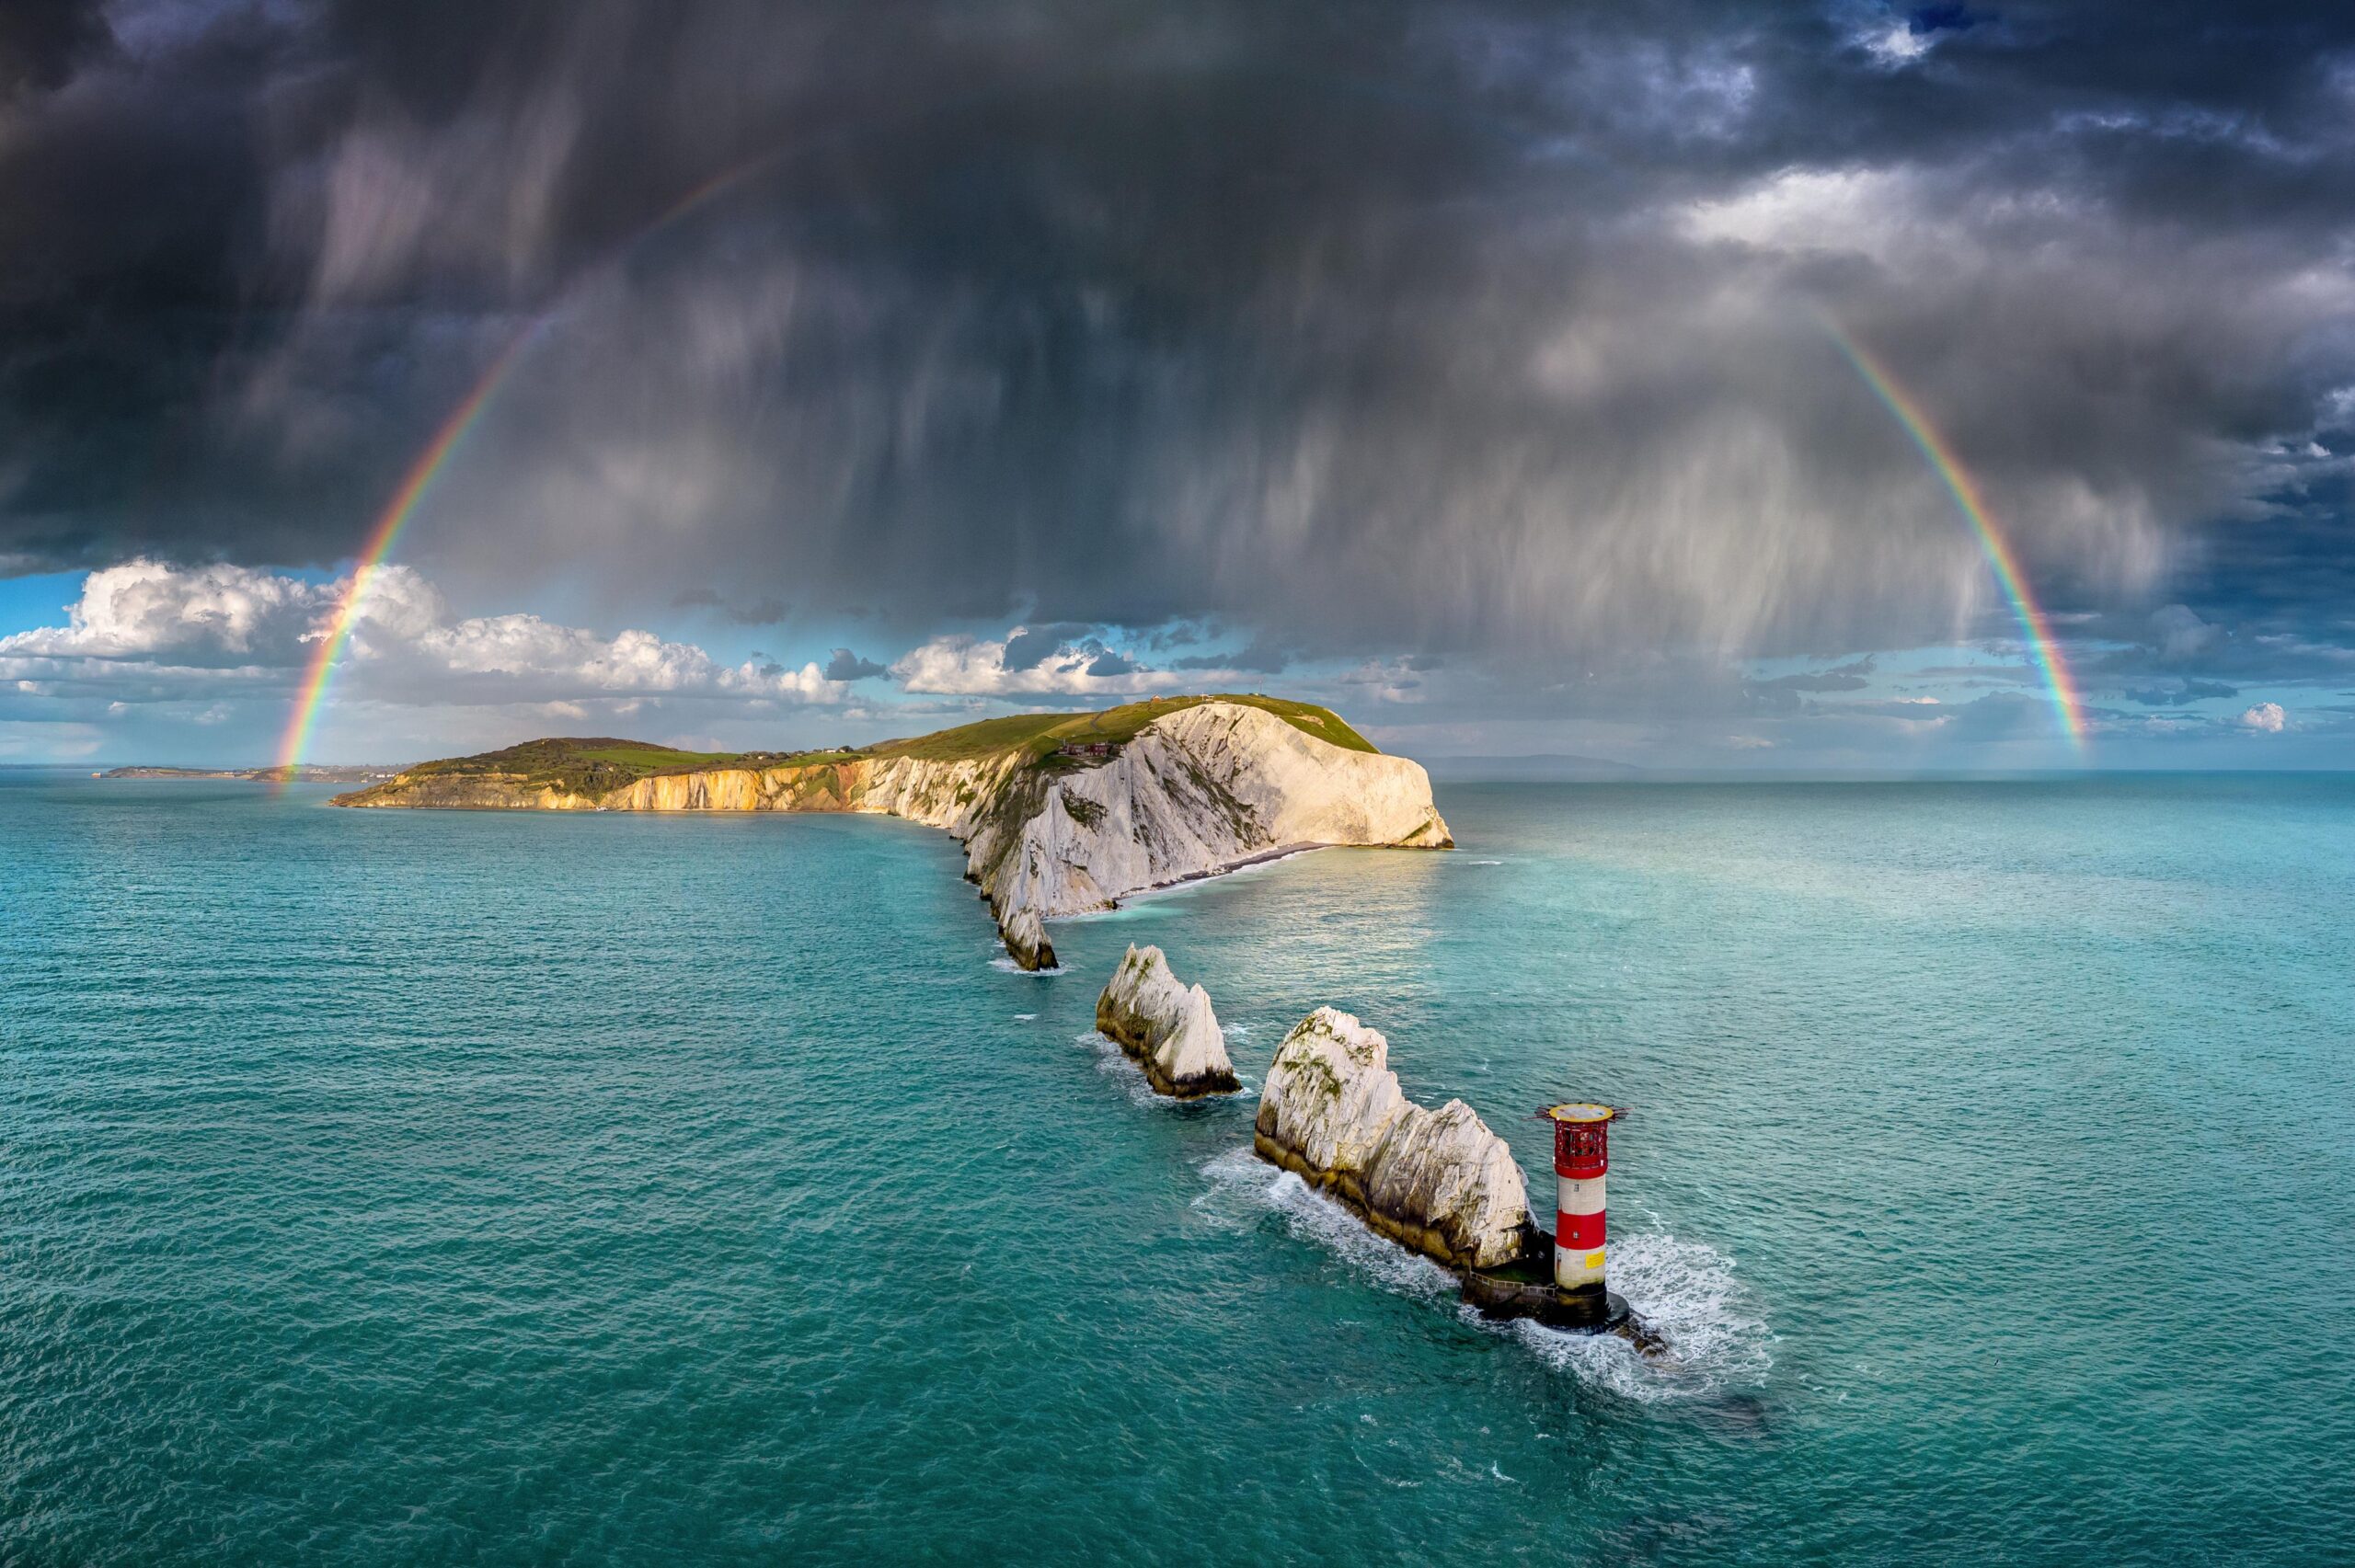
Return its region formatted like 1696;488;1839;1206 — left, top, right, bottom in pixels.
269;148;821;778
1824;324;2087;746
268;74;1432;774
272;329;541;778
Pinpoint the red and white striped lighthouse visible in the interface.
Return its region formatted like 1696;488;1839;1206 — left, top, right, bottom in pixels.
1542;1104;1619;1298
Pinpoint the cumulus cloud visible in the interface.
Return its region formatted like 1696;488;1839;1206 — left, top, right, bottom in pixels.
0;560;846;710
2237;701;2287;732
890;631;1171;697
0;560;336;665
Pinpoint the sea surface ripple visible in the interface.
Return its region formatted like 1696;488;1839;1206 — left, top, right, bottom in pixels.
3;772;2350;1563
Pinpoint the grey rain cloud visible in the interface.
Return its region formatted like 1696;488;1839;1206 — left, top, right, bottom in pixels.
672;589;789;625
1001;624;1102;672
2126;679;2240;707
4;0;2355;692
1747;657;1878;694
1174;635;1292;674
822;647;889;681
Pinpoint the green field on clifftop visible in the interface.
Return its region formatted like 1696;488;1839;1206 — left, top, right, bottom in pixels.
373;696;1375;796
867;695;1375;762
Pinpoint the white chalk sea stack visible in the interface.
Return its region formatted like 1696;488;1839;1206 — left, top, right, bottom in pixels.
1095;944;1238;1097
1254;1007;1534;1271
999;906;1053;972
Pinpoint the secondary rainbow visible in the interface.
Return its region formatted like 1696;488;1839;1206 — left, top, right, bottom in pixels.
272;329;540;778
1824;323;2087;746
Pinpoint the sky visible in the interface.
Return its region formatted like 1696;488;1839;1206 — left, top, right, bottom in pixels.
4;0;2353;770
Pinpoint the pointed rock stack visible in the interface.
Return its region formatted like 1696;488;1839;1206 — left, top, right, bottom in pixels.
1252;1007;1536;1271
1094;944;1238;1097
999;905;1057;972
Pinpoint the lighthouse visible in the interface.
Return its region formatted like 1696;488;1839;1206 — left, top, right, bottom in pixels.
1458;1100;1642;1341
1543;1103;1619;1307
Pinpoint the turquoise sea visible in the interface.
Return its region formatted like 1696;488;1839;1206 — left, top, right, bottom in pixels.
3;771;2350;1563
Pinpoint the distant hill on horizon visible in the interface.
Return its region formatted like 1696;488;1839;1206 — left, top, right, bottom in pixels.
97;763;402;784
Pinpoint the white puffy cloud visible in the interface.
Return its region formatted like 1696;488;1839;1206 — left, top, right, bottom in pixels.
890;630;1174;697
0;560;846;710
0;560;330;664
2236;702;2287;733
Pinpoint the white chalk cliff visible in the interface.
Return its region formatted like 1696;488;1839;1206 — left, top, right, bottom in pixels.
1253;1007;1535;1271
340;700;1452;971
1095;944;1238;1097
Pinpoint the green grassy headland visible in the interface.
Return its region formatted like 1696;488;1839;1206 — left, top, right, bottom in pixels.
382;696;1374;795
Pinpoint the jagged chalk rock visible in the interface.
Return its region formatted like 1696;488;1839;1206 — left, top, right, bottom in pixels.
979;704;1453;933
1094;944;1238;1097
1254;1007;1535;1270
999;904;1056;972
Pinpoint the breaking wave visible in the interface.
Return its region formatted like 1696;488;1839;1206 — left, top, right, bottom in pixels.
1193;1147;1769;1400
1078;1028;1166;1107
1192;1146;1453;1300
989;956;1064;976
1507;1231;1771;1402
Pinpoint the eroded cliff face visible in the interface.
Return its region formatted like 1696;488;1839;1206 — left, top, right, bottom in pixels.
1095;944;1238;1098
338;702;1451;971
1254;1007;1535;1271
982;704;1451;936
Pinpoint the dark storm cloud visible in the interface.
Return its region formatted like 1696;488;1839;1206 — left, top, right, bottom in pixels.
822;647;888;681
1001;624;1099;672
6;0;2355;679
0;0;111;97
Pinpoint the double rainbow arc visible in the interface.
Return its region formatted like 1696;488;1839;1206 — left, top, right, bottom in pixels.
270;118;2091;772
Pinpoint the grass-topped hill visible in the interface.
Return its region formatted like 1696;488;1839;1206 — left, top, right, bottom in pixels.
867;694;1376;763
378;696;1374;796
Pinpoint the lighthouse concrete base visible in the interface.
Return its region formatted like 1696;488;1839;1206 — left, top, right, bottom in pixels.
1460;1247;1663;1352
1462;1268;1629;1333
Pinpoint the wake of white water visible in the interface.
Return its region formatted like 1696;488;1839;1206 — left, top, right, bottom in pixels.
1192;1146;1771;1401
1193;1145;1456;1299
1508;1230;1773;1402
1077;1028;1168;1108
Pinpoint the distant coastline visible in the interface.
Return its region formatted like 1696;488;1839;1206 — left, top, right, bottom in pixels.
97;764;403;784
